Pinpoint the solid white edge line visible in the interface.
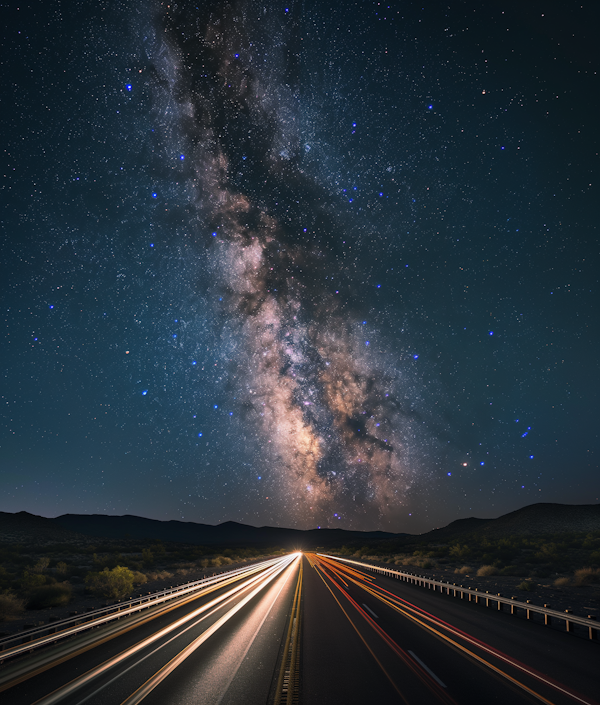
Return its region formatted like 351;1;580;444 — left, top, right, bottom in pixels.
408;650;447;688
362;603;378;619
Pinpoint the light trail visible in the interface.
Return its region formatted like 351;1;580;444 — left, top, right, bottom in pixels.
120;553;300;705
31;554;299;705
314;554;599;705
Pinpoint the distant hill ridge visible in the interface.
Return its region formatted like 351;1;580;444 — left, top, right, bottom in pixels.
52;514;397;547
0;502;598;547
427;503;600;541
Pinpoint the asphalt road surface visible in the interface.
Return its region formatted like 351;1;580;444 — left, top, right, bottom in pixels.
1;553;597;705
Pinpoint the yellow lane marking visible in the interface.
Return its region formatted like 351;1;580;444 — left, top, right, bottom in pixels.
274;559;303;705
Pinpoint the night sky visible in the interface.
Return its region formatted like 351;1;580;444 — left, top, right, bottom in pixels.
2;1;599;533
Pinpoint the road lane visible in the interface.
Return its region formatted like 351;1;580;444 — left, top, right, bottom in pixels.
123;554;300;705
308;553;599;705
302;552;409;704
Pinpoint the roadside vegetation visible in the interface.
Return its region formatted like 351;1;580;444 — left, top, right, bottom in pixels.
331;531;600;587
0;540;285;621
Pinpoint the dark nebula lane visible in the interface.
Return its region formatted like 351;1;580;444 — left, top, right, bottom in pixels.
149;1;423;527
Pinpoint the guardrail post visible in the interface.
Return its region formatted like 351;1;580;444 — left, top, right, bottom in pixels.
588;615;597;640
485;591;490;607
510;597;516;615
497;594;503;611
526;600;532;620
544;605;551;626
564;610;572;632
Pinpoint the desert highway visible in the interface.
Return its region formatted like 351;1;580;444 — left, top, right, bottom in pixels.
0;553;597;705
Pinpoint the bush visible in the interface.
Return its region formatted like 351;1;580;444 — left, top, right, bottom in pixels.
554;577;570;587
146;570;173;581
131;571;147;586
32;557;50;574
476;565;497;577
212;556;233;567
454;566;472;574
85;566;135;600
0;593;24;620
500;565;520;576
517;580;536;592
55;562;69;577
27;583;72;610
142;548;154;567
21;571;46;589
573;568;600;587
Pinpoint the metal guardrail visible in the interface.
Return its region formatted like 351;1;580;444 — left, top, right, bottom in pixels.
319;555;600;641
0;558;279;658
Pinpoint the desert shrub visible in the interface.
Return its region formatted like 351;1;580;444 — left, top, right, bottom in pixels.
21;571;46;589
0;593;24;620
85;566;134;600
146;570;173;581
554;577;570;587
131;571;147;586
212;556;233;567
589;550;600;564
142;548;154;567
573;568;600;587
392;554;411;566
55;562;69;577
500;565;520;576
454;566;472;575
449;544;471;560
27;583;72;610
476;565;497;577
517;580;536;592
32;557;50;573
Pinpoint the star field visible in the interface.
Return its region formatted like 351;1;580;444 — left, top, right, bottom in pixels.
1;0;599;532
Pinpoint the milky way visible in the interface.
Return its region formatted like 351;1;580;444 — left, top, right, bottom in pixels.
3;0;597;531
135;0;446;527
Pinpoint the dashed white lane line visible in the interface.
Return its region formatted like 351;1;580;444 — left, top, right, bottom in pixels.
408;650;447;688
362;603;378;619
